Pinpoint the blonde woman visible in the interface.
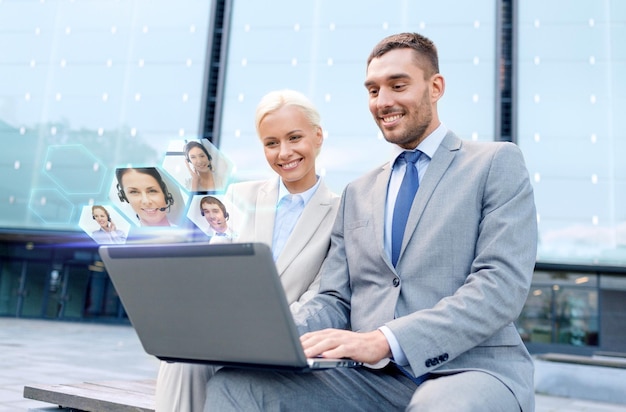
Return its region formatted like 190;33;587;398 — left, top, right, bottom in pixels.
156;90;339;411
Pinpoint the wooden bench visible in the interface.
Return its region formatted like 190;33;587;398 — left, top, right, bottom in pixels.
24;353;626;411
23;379;156;412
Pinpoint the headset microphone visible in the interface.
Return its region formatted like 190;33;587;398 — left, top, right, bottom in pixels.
156;193;174;212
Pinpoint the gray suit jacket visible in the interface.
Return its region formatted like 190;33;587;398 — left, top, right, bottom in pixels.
294;132;538;411
224;176;340;311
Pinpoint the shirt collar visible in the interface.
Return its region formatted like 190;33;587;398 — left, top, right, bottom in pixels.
276;176;321;206
389;123;448;168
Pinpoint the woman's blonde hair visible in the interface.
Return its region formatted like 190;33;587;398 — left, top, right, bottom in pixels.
255;89;321;136
255;89;323;157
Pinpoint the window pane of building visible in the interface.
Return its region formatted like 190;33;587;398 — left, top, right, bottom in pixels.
219;0;496;194
517;1;626;266
518;270;599;347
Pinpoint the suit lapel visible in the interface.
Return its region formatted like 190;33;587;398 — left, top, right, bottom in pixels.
275;181;333;275
254;178;278;248
373;165;393;268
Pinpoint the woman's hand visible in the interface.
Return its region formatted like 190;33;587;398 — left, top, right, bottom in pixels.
184;159;201;190
108;220;117;232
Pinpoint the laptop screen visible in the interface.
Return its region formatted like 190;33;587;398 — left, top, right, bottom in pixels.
99;242;312;370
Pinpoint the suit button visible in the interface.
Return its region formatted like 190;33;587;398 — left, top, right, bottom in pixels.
392;278;400;287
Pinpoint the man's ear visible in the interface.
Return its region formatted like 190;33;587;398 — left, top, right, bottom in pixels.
431;73;445;102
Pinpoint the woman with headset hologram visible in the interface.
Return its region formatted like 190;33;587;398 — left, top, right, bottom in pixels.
115;167;176;227
183;140;224;192
91;205;126;244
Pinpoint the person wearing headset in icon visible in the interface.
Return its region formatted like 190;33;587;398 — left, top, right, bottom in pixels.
183;141;225;192
156;89;340;412
199;196;237;241
91;205;126;244
115;167;175;227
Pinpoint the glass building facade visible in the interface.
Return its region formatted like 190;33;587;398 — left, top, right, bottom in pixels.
219;0;497;190
518;0;626;266
0;0;625;353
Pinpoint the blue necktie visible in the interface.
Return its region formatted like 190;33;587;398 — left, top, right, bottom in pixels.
391;151;422;267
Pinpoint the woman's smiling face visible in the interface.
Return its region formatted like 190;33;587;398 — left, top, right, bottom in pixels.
259;105;323;193
187;146;211;172
121;169;170;226
93;208;109;228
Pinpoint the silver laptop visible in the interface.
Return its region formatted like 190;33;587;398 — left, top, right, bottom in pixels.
99;242;362;371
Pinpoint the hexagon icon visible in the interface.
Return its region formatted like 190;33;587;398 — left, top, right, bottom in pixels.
108;166;189;227
43;144;107;194
78;204;131;245
161;138;234;194
28;188;74;225
188;193;243;242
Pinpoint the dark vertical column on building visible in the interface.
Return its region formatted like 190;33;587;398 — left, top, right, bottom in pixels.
198;0;233;146
495;0;517;143
600;289;626;351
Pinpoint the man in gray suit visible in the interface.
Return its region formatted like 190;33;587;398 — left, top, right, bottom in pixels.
204;32;537;412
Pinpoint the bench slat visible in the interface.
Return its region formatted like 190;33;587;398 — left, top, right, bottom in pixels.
23;379;156;412
537;353;626;369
